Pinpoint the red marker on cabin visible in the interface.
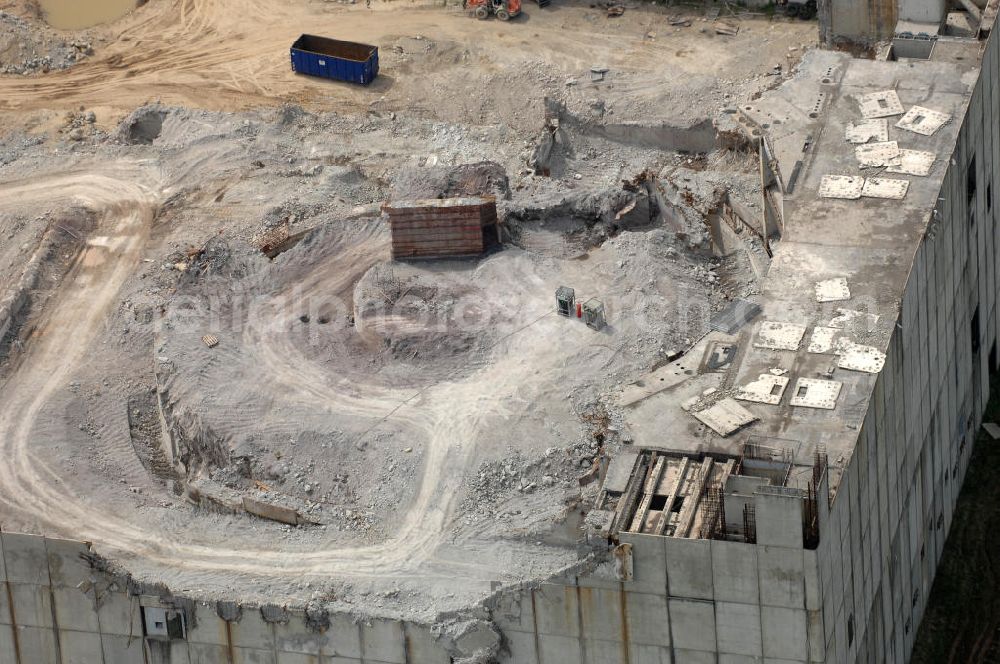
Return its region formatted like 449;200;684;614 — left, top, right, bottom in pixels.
576;302;583;318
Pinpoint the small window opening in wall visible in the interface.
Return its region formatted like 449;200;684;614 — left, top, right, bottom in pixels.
848;614;855;645
967;155;977;206
920;543;925;560
971;306;981;355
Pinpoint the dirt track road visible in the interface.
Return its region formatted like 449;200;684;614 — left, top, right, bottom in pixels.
0;0;816;123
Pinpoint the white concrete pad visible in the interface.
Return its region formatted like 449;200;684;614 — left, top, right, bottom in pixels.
983;423;1000;440
886;149;936;176
845;119;888;144
734;374;789;405
855;141;900;168
896;106;951;135
754;321;807;351
815;277;851;303
857;90;904;118
837;343;887;373
693;398;758;436
862;177;910;199
789;378;842;409
818;175;864;199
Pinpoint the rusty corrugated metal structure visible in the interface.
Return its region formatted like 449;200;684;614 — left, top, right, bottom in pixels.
384;196;499;260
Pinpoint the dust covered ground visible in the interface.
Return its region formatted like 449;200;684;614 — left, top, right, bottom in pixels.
0;0;815;621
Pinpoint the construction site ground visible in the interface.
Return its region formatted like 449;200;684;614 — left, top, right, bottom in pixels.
0;0;816;622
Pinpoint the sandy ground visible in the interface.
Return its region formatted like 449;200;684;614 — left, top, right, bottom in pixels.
0;0;814;621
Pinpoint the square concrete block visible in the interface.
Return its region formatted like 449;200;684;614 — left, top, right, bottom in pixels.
716;601;762;656
0;626;19;662
52;586;98;632
664;538;713;600
145;640;188;664
2;534;50;585
60;629;103;664
230;608;274;650
234;646;277;664
629;644;672;664
186;606;230;646
625;591;670;647
578;586;623;643
536;633;581;663
586;637;629;664
9;582;53;628
719;655;765;664
492;589;534;633
274;619;328;655
181;642;221;664
759;546;805;609
533;584;579;638
668;598;716;652
44;538;93;589
756;494;804;549
0;582;10;624
620;533;666;594
14;624;59;663
504;629;538;664
712;540;759;604
761;606;808;661
404;623;451;664
97;592;142;637
101;633;146;664
327;612;361;659
672;648;717;663
361;618;405;663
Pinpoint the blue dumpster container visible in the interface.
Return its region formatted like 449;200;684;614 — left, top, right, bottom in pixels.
290;34;379;85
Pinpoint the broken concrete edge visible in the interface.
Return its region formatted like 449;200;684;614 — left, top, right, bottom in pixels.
4;527;610;658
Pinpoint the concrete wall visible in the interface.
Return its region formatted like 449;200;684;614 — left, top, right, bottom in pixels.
820;0;899;46
492;489;824;664
0;532;453;664
816;27;1000;664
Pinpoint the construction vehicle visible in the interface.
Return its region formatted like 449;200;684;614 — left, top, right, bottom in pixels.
781;0;817;19
467;0;521;20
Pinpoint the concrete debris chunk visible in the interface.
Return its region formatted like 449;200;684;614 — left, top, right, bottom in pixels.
838;342;887;373
896;106;951;136
819;175;864;199
857;90;904;118
886;149;936;176
855;141;900;168
754;321;808;351
692;398;757;436
789;378;843;409
815;277;851;303
862;177;909;199
983;423;1000;440
202;334;219;348
734;374;789;405
845;119;889;144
